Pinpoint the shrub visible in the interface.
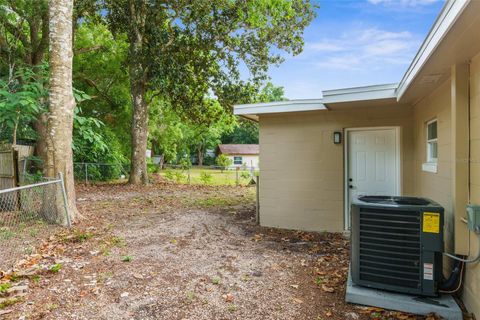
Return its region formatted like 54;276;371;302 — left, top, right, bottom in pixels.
179;157;192;170
147;163;160;174
240;171;250;179
174;171;185;183
200;171;213;185
147;158;160;174
164;169;175;181
73;127;128;181
216;154;232;172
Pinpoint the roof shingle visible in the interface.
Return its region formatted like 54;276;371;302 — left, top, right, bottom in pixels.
218;144;259;155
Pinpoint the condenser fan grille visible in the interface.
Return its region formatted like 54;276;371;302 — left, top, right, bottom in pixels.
358;208;422;289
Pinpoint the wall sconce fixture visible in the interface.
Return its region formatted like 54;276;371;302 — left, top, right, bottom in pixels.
333;131;342;144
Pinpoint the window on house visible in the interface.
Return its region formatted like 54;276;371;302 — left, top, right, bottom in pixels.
423;119;438;173
233;156;243;165
427;119;438;163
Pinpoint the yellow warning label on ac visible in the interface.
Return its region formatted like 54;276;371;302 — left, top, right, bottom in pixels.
423;212;440;233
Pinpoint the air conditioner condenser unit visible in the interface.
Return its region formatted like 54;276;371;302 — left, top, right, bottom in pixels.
351;196;444;297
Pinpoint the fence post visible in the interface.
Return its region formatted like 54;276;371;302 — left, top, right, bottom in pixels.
22;157;27;175
58;172;72;227
188;168;191;184
236;167;239;186
256;175;260;225
85;163;88;184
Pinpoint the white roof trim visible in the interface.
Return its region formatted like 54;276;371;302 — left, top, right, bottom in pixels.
233;83;398;117
396;0;469;101
234;99;327;116
322;83;397;103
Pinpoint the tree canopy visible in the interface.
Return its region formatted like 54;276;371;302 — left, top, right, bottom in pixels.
104;0;315;183
0;0;315;186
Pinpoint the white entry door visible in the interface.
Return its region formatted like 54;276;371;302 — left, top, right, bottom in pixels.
346;128;400;229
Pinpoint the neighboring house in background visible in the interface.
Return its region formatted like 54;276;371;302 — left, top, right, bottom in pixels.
217;144;259;169
234;1;480;317
205;149;216;158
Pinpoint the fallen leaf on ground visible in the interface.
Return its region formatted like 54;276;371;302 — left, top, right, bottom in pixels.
252;234;263;242
223;293;234;302
321;284;335;293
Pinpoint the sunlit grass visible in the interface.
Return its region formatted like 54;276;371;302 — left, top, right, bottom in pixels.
159;167;257;186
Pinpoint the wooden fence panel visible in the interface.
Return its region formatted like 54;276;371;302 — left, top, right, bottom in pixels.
0;149;18;190
14;144;34;160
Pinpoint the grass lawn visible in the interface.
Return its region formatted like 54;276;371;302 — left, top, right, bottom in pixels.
158;166;257;186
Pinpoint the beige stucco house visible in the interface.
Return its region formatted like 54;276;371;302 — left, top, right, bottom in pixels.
234;1;480;316
217;144;260;169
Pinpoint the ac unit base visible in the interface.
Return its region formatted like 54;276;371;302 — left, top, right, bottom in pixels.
346;268;462;320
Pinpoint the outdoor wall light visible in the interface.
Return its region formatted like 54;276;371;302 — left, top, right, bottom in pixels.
333;131;342;144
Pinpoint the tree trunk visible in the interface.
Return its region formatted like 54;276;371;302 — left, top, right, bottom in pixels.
127;0;149;185
129;77;149;184
13;115;19;145
46;0;77;223
159;155;165;170
33;113;48;162
197;146;204;167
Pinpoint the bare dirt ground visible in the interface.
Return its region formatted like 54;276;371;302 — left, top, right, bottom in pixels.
1;178;441;320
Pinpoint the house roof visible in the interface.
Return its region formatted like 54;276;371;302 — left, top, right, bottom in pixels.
234;99;326;121
218;144;259;155
234;84;398;120
234;0;480;119
396;0;480;103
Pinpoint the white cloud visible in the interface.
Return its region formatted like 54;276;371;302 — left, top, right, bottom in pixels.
306;42;344;52
367;0;440;7
305;27;419;71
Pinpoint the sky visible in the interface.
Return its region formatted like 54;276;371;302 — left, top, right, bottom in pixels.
268;0;445;99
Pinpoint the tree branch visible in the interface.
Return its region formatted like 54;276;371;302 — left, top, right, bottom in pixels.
0;19;29;49
74;73;118;108
34;11;49;62
74;45;106;55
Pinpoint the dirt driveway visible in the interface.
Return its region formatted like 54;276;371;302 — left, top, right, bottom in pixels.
1;180;431;320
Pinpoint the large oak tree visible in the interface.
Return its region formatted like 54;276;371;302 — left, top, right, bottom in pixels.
106;0;315;184
46;0;77;220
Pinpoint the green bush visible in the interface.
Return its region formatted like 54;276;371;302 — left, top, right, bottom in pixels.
147;159;160;174
240;171;250;179
73;126;128;181
200;171;213;185
216;154;232;171
174;171;185;183
147;163;160;174
164;169;175;181
179;157;192;170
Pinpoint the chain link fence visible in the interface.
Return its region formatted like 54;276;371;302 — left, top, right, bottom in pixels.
73;162;128;183
159;165;259;186
0;174;70;271
20;157;129;183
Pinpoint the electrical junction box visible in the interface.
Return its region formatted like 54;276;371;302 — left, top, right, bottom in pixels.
466;204;480;232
